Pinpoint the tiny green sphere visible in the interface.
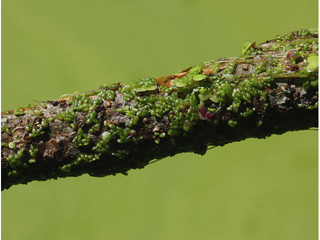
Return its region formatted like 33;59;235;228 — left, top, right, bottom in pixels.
40;102;47;109
34;110;43;116
41;119;49;128
183;120;193;132
61;164;71;173
160;132;166;138
102;131;112;143
8;142;16;149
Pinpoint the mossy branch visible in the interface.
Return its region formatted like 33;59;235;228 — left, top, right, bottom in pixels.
1;29;318;190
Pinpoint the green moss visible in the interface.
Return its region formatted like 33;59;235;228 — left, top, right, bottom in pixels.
98;89;115;100
61;164;72;173
29;145;38;157
1;125;11;135
2;29;317;190
242;40;256;54
227;120;237;127
13;109;25;116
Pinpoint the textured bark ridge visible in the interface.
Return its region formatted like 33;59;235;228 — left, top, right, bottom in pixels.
1;29;318;190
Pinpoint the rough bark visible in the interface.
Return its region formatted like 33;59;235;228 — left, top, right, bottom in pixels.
1;29;318;190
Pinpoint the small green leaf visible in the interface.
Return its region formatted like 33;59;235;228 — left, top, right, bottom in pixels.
189;66;201;73
175;81;187;88
193;74;207;81
144;85;157;91
306;54;318;70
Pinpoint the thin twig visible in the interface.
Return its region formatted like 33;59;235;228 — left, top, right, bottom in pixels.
1;29;318;190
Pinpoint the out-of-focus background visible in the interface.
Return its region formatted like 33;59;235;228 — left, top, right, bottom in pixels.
2;1;318;239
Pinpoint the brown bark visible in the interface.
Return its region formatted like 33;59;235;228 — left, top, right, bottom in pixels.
2;29;318;190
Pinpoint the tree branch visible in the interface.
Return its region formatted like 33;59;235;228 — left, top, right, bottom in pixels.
1;29;318;190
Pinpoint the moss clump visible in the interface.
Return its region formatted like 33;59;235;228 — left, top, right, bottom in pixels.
1;29;318;190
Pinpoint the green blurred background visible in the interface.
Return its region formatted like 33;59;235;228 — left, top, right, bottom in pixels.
2;1;318;239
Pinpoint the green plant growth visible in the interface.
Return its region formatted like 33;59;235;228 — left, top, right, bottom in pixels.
1;29;318;190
